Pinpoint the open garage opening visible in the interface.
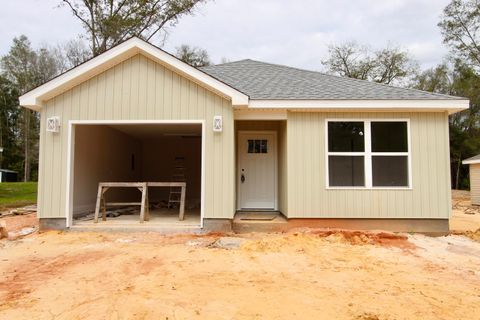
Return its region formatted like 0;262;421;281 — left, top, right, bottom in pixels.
69;122;203;228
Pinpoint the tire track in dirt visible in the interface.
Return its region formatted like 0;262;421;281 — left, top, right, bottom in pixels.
0;250;114;308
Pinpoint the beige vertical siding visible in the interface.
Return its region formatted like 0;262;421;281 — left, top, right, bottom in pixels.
287;111;451;219
39;53;235;219
469;164;480;205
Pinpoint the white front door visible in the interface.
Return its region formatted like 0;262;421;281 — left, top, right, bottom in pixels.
237;131;276;209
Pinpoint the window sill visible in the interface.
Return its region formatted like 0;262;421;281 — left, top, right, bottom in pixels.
326;187;412;191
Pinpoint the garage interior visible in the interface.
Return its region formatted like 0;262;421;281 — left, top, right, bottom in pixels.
71;123;202;227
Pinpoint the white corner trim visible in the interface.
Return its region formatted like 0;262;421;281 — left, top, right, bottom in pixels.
249;99;469;113
20;37;248;110
462;159;480;165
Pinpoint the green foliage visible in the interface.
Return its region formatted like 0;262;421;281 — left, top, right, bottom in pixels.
175;44;211;67
0;76;21;173
0;182;37;208
62;0;208;55
413;64;453;94
1;36;64;181
415;62;480;189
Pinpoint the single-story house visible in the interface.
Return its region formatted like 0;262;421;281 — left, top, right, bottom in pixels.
19;37;469;233
462;155;480;205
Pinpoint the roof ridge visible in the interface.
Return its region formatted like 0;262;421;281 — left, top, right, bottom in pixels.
204;59;254;68
211;58;464;100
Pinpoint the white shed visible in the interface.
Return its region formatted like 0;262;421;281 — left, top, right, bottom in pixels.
463;155;480;205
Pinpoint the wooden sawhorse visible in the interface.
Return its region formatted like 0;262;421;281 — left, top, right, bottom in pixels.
94;182;149;223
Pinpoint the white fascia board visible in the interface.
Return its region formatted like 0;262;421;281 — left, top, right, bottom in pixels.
462;159;480;165
19;37;248;110
248;99;470;114
234;109;287;120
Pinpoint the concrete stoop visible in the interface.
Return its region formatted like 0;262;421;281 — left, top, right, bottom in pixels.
232;212;288;234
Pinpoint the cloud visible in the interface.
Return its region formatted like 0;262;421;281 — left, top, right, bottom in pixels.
0;0;451;71
0;0;83;54
163;0;452;70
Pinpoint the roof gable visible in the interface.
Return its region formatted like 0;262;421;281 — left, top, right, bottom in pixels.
20;38;248;110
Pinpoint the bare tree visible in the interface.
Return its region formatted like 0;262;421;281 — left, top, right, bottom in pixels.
322;42;418;85
61;0;208;56
175;44;211;67
372;47;418;85
52;39;91;71
322;42;375;80
439;0;480;68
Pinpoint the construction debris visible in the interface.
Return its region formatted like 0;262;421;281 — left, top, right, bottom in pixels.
210;237;245;249
0;205;37;217
0;221;7;239
76;207;137;221
464;228;480;242
452;190;480;215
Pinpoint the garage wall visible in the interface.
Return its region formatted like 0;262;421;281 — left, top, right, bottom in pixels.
73;125;142;214
142;136;201;206
287;111;451;219
38;53;235;220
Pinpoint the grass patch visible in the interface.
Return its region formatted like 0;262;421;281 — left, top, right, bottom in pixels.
0;182;37;209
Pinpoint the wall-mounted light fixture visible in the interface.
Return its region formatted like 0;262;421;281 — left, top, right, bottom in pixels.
46;116;60;133
213;115;222;132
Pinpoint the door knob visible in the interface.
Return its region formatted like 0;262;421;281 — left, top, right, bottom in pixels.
241;174;245;183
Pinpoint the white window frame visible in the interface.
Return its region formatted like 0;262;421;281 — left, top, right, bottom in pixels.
325;118;412;190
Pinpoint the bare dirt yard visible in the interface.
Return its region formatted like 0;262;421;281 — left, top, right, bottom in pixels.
0;192;479;319
451;189;480;233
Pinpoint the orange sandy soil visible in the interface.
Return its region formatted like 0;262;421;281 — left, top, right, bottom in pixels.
1;192;480;319
0;229;479;320
450;190;480;232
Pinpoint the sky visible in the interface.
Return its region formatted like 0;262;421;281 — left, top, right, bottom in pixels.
0;0;452;71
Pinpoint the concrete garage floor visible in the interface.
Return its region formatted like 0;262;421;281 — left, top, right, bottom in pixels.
72;208;201;231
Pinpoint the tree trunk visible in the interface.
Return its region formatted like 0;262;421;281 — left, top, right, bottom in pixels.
23;109;30;182
455;156;461;190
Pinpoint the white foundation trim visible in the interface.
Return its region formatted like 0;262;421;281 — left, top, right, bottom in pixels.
65;119;206;228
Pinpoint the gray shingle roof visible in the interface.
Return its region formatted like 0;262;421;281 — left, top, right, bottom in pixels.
200;59;463;100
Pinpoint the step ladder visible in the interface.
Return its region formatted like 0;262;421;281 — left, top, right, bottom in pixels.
168;157;186;209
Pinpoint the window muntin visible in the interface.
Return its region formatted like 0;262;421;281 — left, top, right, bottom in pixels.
326;120;410;188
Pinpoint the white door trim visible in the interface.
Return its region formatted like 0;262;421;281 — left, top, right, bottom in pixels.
236;130;278;210
65;119;206;228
